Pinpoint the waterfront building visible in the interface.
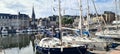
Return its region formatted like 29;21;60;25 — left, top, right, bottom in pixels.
48;15;59;27
37;15;59;28
38;18;50;28
86;11;115;24
73;16;79;28
0;12;30;30
103;11;115;24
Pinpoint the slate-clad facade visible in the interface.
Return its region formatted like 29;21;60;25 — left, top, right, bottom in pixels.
0;12;30;30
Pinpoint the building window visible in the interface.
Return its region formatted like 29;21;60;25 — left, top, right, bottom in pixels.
3;16;4;19
4;16;6;19
7;16;9;19
12;16;14;19
1;16;3;19
0;16;1;19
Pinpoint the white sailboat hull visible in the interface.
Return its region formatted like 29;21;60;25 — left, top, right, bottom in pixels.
95;30;120;38
1;31;8;34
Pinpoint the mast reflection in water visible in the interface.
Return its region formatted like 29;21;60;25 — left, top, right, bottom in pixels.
0;33;37;54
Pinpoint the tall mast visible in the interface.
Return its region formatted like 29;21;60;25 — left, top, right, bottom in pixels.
115;0;118;30
118;0;120;20
58;0;63;52
115;0;117;21
92;0;102;31
86;0;90;31
78;0;83;37
58;0;62;33
92;0;99;21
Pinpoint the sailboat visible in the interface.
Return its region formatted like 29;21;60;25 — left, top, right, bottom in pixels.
62;0;106;42
35;0;87;54
95;0;120;39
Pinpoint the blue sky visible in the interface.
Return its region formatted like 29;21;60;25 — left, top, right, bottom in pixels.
0;0;118;18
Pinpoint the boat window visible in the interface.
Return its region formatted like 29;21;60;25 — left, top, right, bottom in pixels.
56;43;61;46
108;27;116;30
62;33;67;36
44;39;51;41
68;42;72;44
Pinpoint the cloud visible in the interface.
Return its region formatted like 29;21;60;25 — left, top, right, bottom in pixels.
0;1;16;14
0;0;118;18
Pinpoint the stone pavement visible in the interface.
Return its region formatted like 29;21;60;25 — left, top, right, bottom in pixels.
109;50;120;54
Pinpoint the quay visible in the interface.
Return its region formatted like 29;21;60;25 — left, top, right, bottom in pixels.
89;44;120;54
0;49;4;54
89;49;120;54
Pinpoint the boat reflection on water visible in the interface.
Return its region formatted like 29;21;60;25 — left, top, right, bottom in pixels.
0;33;38;54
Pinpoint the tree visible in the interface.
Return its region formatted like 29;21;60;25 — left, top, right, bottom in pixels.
61;17;74;26
62;17;67;25
67;18;74;24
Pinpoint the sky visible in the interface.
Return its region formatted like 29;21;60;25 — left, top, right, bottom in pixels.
0;0;119;18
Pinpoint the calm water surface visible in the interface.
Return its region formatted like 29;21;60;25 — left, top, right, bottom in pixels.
0;33;37;54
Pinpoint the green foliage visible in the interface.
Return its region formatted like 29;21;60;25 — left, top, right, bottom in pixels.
62;17;74;25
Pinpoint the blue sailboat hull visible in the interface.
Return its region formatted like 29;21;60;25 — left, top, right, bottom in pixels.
36;45;87;54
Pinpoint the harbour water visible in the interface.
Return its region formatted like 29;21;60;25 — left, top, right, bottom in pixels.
0;33;37;54
0;33;120;54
